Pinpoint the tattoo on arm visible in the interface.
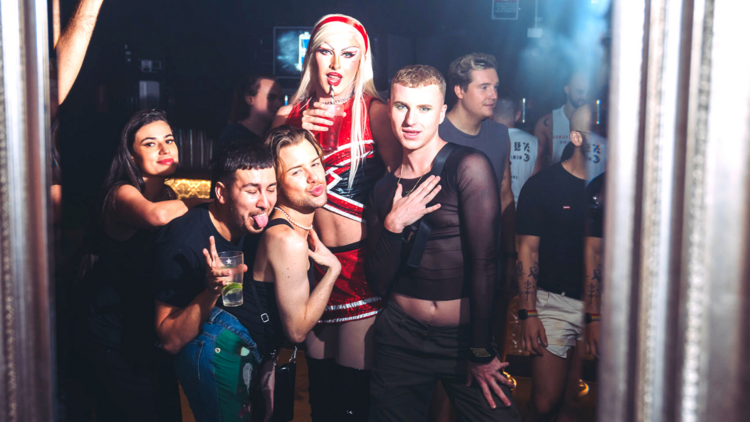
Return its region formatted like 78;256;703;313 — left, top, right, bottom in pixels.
524;280;534;300
587;264;603;305
587;283;598;305
529;261;539;281
592;265;602;283
522;261;539;301
516;261;525;280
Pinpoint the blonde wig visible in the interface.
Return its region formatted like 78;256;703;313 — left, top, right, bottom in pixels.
290;14;383;188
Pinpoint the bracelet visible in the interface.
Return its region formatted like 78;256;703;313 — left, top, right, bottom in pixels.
585;313;601;324
518;309;539;320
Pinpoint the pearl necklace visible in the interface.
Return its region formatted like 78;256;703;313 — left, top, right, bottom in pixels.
274;207;313;231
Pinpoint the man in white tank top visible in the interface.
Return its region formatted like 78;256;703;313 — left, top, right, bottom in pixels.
492;94;542;206
534;72;590;167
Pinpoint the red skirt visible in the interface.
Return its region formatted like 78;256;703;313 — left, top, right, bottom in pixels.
313;241;383;323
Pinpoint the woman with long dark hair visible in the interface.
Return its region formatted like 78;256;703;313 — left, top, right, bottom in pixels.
81;109;207;422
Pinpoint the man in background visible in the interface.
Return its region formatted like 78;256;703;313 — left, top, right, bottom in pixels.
492;92;542;206
534;71;590;167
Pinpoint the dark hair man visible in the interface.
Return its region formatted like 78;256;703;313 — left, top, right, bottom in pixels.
442;52;517;295
365;65;521;422
153;142;278;421
534;71;590;167
492;92;543;206
516;105;597;421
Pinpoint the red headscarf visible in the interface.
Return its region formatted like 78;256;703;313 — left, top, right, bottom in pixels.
311;15;369;54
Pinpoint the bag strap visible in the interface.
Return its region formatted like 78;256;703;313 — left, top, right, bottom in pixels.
406;143;458;268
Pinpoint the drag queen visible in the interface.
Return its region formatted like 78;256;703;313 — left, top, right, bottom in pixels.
272;14;400;421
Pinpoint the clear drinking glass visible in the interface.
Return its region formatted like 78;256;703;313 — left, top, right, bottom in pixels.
218;251;244;307
320;103;346;153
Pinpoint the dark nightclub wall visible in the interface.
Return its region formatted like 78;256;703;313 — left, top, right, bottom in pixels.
57;0;609;227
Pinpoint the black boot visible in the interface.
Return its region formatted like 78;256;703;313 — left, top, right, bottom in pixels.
332;363;372;422
306;357;335;422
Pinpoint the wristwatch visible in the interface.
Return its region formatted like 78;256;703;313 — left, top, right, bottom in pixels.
517;309;539;320
585;313;601;324
469;347;497;363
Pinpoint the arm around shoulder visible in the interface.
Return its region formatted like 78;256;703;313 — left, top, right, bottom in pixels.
271;104;294;129
369;100;402;172
111;184;196;229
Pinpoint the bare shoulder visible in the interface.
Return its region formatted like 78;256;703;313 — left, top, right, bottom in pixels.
368;101;389;133
265;226;308;256
369;100;392;129
113;184;143;202
369;98;388;115
272;104;295;128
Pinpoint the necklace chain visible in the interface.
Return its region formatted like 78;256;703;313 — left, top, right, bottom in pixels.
397;165;428;197
274;207;313;231
320;92;353;105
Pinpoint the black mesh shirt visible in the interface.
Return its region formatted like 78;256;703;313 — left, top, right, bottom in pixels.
364;144;500;350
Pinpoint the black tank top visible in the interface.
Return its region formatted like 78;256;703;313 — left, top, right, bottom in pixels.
247;218;293;356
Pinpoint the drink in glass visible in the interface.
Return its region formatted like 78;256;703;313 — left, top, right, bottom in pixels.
320;103;346;153
218;251;244;307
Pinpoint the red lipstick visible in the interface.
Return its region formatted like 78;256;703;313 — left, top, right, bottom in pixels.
157;158;174;165
327;72;343;87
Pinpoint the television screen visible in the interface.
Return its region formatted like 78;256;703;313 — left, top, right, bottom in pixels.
274;27;313;78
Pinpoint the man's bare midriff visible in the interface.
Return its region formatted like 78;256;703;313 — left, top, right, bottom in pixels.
392;293;470;326
314;207;366;247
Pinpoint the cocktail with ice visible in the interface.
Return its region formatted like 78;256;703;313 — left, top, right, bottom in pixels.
218;251;244;307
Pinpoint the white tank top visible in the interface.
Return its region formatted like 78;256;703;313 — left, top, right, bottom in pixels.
586;133;608;181
550;106;571;163
508;128;538;207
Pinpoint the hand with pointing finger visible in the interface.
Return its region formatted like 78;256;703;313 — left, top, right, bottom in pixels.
384;175;442;233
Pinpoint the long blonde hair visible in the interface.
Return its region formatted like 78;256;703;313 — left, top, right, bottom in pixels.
291;14;383;188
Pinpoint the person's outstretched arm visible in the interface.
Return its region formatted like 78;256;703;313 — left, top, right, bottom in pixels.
270;229;341;343
56;0;104;104
110;185;209;229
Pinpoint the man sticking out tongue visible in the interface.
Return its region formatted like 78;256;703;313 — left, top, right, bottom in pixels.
153;141;280;421
252;213;269;229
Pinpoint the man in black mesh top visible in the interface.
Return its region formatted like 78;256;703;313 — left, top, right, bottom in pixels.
364;65;520;422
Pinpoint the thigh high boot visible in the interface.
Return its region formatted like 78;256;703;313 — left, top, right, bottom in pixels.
306;356;335;422
332;363;371;422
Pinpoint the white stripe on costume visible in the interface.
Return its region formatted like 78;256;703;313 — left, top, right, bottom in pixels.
318;309;381;324
324;296;382;311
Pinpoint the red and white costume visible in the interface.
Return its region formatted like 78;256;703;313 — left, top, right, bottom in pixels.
286;95;386;323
